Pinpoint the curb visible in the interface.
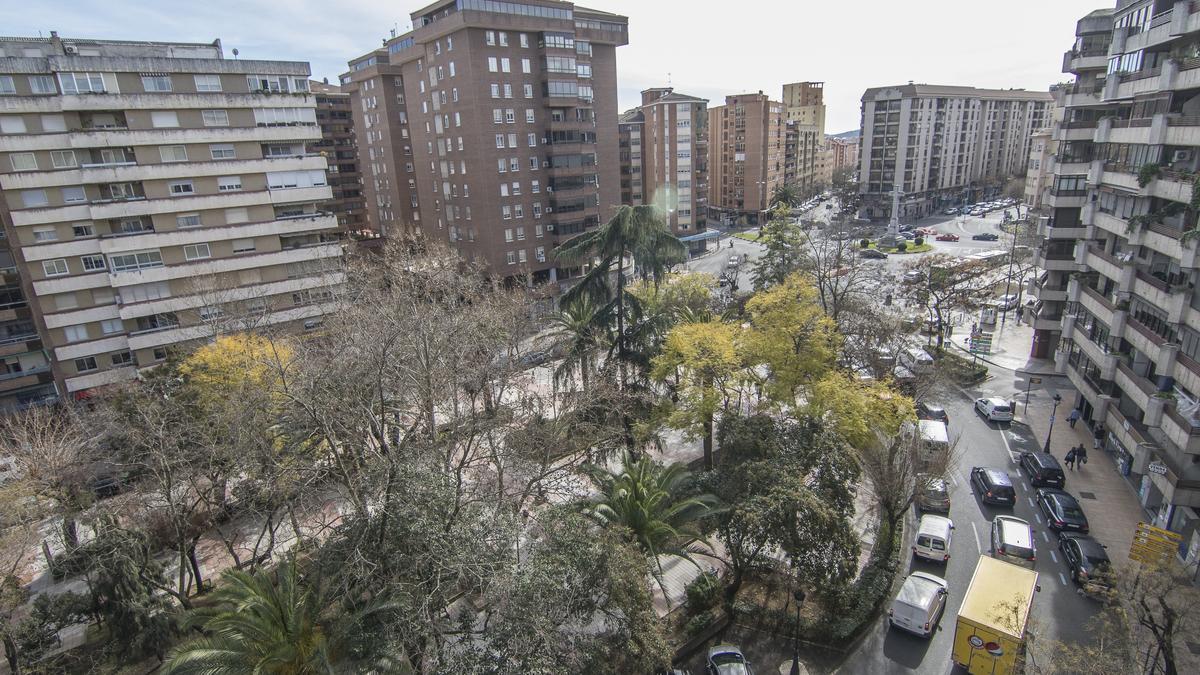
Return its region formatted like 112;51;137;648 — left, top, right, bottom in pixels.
947;338;1061;378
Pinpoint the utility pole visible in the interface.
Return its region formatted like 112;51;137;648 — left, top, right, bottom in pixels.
1000;219;1019;325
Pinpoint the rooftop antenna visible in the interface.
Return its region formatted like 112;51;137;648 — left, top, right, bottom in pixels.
391;23;398;38
232;48;239;59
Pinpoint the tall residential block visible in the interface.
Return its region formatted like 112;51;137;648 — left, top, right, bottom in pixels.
0;33;340;403
1031;0;1200;538
310;80;366;235
618;87;710;253
341;0;628;292
782;81;827;197
709;92;785;226
827;132;860;175
858;84;1054;221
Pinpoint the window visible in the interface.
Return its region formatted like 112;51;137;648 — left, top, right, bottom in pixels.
42;259;69;276
141;75;172;92
535;246;545;262
232;238;255;253
159;145;188;163
169;180;195;196
61;186;86;203
449;61;456;77
111;351;133;366
151;111;179;128
490;83;500;98
515;205;524;219
72;224;94;238
501;57;511;73
183;243;211;261
210;144;235;160
512;181;522;195
225;207;249;224
56;294;78;311
502;205;512;220
74;357;97;372
51;150;77;168
33;227;58;242
217;176;243;192
81;254;105;271
506;251;516;265
58;72;105;94
510;157;520;171
505;228;514;242
520;33;530;48
101;319;124;335
522;58;532;74
527;132;537;147
506;109;515;123
40;114;66;132
0;117;27;134
533;203;542;218
486;30;496;45
9;153;36;171
28;75;56;94
523;84;533;98
496;133;506;148
21;189;47;208
267;170;326;189
530;156;539;170
525;109;535;123
499;32;509;47
177;213;201;228
488;57;498;72
508;133;517;147
109;250;164;272
201;109;229;126
500;183;509;196
503;83;513;98
518;249;527;263
194;74;222;91
498;158;507;173
531;180;540;193
493;108;503;124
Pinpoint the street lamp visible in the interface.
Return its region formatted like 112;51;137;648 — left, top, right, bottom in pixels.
1043;393;1063;453
789;589;806;675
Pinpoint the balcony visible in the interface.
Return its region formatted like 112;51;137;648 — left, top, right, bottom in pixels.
1057;119;1100;142
1061;82;1104;108
1032;277;1068;303
1035;244;1079;271
1075;327;1119;379
1079;284;1117;324
1047;186;1088;208
1116;360;1159;414
1165;115;1200;146
1125;315;1169;360
1064;48;1110;73
1160;401;1200;454
1083;244;1125;283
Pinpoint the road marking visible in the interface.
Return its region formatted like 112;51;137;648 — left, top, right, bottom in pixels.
999;428;1019;463
1035;513;1044;525
1059;573;1068;586
1022;480;1030;491
971;522;981;554
1050;550;1058;563
1042;531;1050;543
1027;496;1036;508
948;473;958;487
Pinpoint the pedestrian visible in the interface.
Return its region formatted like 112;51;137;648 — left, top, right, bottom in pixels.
1077;444;1089;467
1065;447;1077;471
1093;424;1105;451
1067;408;1081;429
1016;306;1024;321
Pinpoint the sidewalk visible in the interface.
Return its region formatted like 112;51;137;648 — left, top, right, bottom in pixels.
948;314;1060;375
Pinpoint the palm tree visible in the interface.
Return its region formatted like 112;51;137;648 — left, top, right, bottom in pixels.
163;561;402;674
581;452;721;586
557;205;686;382
770;183;801;209
549;295;607;390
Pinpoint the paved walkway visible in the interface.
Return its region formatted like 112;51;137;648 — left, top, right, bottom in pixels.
948;314;1060;375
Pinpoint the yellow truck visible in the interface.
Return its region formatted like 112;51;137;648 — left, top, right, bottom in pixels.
951;555;1039;675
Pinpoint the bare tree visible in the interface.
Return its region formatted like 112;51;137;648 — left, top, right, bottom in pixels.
856;426;958;546
1122;559;1200;675
900;254;1000;350
795;229;881;324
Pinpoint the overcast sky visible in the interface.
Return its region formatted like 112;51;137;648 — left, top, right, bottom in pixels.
7;0;1105;133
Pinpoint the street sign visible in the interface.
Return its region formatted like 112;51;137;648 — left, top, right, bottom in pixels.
969;331;994;355
1147;461;1169;476
1129;522;1183;565
1028;377;1042;385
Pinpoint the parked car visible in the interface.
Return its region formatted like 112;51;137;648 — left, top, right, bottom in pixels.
994;294;1020;311
935;233;960;242
727;255;741;268
1036;488;1090;533
972;232;1000;241
1058;533;1113;594
917;401;949;425
916;473;951;512
945;207;959;215
990;515;1037;568
860;248;889;260
914;514;955;562
901;231;917;240
706;645;753;675
1019;451;1066;487
916;227;938;236
971;467;1017;506
975;397;1014;423
903;269;926;284
889;572;949;638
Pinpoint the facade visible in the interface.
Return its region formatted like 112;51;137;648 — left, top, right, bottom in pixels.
709;92;785;226
858;84;1054;221
1032;0;1200;543
340;0;628;291
782;81;827;197
0;33;340;402
310;80;366;235
1024;128;1057;214
827;133;860;175
617;87;709;252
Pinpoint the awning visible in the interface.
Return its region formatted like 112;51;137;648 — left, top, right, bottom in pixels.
679;230;721;242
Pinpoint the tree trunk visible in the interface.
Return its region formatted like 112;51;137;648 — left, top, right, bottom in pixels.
3;631;20;675
703;412;714;471
187;538;205;594
62;516;79;550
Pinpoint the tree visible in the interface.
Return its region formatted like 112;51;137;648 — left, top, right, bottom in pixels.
549;295;607;391
808;372;913;450
852;420;955;548
742;274;841;405
793;228;881;324
1122;559;1200;675
751;209;804;292
652;320;746;469
628;271;717;321
770;183;801;209
1032;604;1134;675
580;452;721;584
900;254;1000;349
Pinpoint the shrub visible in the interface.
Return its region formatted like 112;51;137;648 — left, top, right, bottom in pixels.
685;609;715;636
859;238;870;249
913;236;924;246
685;571;722;615
896;241;908;252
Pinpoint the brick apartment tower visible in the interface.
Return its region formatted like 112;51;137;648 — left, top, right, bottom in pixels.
341;0;628;291
309;80;366;235
0;33;340;405
782;81;827;198
618;87;710;253
708;92;785;226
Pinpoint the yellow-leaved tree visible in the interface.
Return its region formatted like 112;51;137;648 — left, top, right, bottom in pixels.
808;372;914;449
176;333;293;409
652;320;746;470
743;273;840;405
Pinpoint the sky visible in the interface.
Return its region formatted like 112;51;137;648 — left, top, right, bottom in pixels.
5;0;1107;134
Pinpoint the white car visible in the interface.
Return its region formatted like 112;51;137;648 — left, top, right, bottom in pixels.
994;294;1020;311
889;572;949;638
975;397;1014;422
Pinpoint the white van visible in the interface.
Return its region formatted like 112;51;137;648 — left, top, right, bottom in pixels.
913;514;955;563
899;347;935;374
889;572;949;638
904;419;950;468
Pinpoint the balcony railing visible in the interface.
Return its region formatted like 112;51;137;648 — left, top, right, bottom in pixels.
1128;315;1168;347
0;332;38;346
1062;119;1100;129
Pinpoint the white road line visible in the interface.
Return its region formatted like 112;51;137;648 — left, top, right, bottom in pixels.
1027;496;1036;508
948;473;958;487
1059;573;1068;586
1042;531;1050;543
1000;428;1018;463
1022;480;1030;491
971;522;981;554
1035;513;1044;525
1050;550;1058;563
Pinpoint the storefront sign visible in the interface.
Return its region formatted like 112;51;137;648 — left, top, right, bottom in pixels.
1148;461;1169;476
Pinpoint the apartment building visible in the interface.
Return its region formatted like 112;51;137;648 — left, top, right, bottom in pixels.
827;132;860;175
617;87;709;253
310;80;366;235
782;81;827;197
1032;0;1200;542
709;92;785;226
341;0;628;291
0;33;340;402
858;84;1054;221
1024;127;1057;214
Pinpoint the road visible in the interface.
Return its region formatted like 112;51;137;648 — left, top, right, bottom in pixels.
836;383;1103;674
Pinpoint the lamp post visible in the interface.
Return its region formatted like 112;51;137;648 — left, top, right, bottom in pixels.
789;589;806;675
1043;393;1063;453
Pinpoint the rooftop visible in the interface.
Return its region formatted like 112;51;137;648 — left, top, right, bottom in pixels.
862;83;1054;102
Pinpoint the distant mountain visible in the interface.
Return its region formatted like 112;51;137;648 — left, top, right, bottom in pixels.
830;129;861;139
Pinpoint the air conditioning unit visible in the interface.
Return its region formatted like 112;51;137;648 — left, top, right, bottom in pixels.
542;160;551;168
63;44;78;54
542;137;550;144
1174;150;1193;163
546;224;555;232
545;207;553;213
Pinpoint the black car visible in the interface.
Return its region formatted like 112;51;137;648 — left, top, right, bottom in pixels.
1019;451;1065;488
1059;533;1112;593
860;248;889;260
917;402;949;425
972;232;1000;241
970;467;1016;506
1037;488;1090;533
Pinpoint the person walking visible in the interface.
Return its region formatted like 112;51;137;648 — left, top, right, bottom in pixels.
1076;444;1089;468
1093;424;1105;451
1067;408;1081;429
1064;447;1077;471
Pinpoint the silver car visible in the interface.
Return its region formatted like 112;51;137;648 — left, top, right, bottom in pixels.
707;645;753;675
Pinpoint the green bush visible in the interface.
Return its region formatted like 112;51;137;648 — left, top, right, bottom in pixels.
685;571;722;615
685;609;716;636
913;236;924;246
859;238;870;248
797;529;902;645
897;241;908;252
